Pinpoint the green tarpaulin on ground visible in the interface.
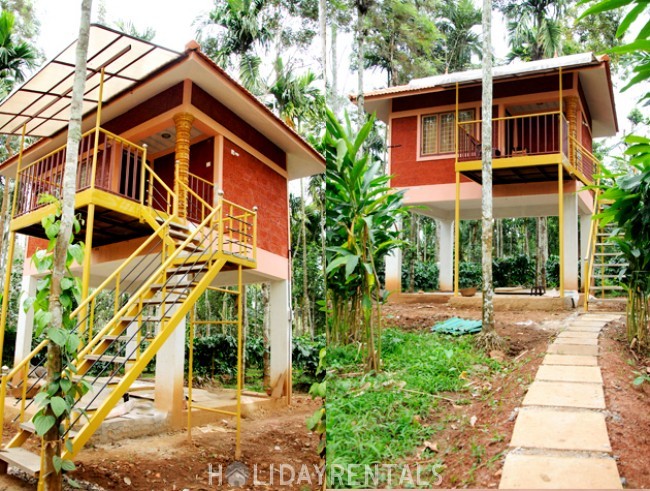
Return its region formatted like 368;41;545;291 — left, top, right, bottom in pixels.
431;317;482;336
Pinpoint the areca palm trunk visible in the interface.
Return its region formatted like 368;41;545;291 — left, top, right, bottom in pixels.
44;1;92;489
480;0;495;335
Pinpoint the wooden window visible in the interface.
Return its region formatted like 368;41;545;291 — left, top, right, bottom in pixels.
421;109;475;156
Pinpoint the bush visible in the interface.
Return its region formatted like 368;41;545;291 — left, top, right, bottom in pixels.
493;254;535;287
546;255;560;288
459;261;482;288
401;261;439;291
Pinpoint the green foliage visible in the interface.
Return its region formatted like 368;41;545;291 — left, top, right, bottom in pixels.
435;0;482;72
402;261;440;291
0;10;37;92
459;261;482;288
363;0;441;86
327;328;502;488
29;202;91;475
581;0;650;350
306;348;326;459
325;109;410;370
493;255;535;287
187;333;325;379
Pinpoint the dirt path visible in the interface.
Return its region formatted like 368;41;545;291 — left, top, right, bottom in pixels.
0;394;322;490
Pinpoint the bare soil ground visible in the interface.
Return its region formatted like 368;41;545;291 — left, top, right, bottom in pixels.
384;302;648;489
0;394;322;490
600;319;650;489
384;302;567;488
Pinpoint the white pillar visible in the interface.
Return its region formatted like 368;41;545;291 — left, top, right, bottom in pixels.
563;191;579;292
384;218;402;297
438;219;454;291
14;274;36;366
580;214;592;290
269;279;291;400
155;314;186;428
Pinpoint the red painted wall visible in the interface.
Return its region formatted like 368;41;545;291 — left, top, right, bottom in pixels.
390;116;468;187
26;237;49;258
191;84;286;169
222;139;288;257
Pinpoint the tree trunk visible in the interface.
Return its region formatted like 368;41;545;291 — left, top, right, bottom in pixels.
261;283;271;394
480;0;495;334
43;1;92;489
0;177;11;280
331;22;338;110
356;4;365;122
318;0;327;98
536;216;548;288
300;179;311;335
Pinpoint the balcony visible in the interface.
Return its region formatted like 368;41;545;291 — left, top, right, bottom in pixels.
12;128;167;245
456;112;591;185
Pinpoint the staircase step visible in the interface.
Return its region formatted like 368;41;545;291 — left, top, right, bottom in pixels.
140;296;186;305
121;315;169;323
590;285;625;290
85;354;131;364
19;421;78;439
593;252;622;256
155;216;191;232
102;335;130;342
594;274;621;279
169;228;202;244
150;282;194;291
593;263;628;268
167;264;207;275
0;447;41;476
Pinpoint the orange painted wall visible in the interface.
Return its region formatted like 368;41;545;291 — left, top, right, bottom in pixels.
390;116;469;188
222;139;288;258
26;237;49;259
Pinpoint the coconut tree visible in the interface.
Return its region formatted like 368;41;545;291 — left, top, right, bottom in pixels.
0;10;36;92
436;0;482;73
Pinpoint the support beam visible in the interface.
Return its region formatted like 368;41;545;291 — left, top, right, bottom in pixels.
154;312;186;428
173;112;195;219
269;279;291;403
14;273;36;366
438;219;454;291
563;191;579;292
384;218;402;297
580;214;592;291
558;164;565;297
454;172;461;296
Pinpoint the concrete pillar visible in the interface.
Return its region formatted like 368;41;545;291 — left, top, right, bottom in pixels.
580;214;592;290
438;219;454;291
384;218;402;297
13;274;36;366
269;279;291;401
173;112;195;219
563;191;579;292
155;314;186;428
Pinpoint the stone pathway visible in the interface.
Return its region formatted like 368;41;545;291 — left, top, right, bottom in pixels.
499;313;623;489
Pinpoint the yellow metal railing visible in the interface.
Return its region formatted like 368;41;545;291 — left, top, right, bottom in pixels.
457;111;570;163
13;127;147;218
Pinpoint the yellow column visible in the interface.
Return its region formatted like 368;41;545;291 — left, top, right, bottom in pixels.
173;113;195;219
559;163;564;298
454;172;460;297
80;203;95;342
566;96;579;168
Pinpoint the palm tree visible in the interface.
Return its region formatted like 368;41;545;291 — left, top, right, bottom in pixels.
476;0;502;350
498;0;566;61
0;10;36;93
42;1;92;488
199;0;272;92
437;0;482;73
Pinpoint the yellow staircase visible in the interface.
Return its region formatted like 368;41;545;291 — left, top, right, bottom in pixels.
0;172;257;480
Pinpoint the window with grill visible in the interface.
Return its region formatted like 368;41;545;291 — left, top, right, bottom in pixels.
421;109;475;156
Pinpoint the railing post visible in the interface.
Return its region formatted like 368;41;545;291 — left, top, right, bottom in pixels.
0;365;9;447
253;206;258;262
140;144;148;209
217;190;224;252
89;68;105;191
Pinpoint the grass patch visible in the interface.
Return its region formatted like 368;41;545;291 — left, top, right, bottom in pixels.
327;328;502;489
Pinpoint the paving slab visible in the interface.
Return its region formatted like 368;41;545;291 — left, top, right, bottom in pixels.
499;454;622;489
558;330;600;339
509;408;611;452
522;381;605;409
565;325;603;333
554;337;599;346
547;343;599;356
582;314;621;321
542;354;598;366
568;320;607;327
535;365;603;384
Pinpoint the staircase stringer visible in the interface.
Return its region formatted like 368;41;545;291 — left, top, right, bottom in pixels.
65;255;229;459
